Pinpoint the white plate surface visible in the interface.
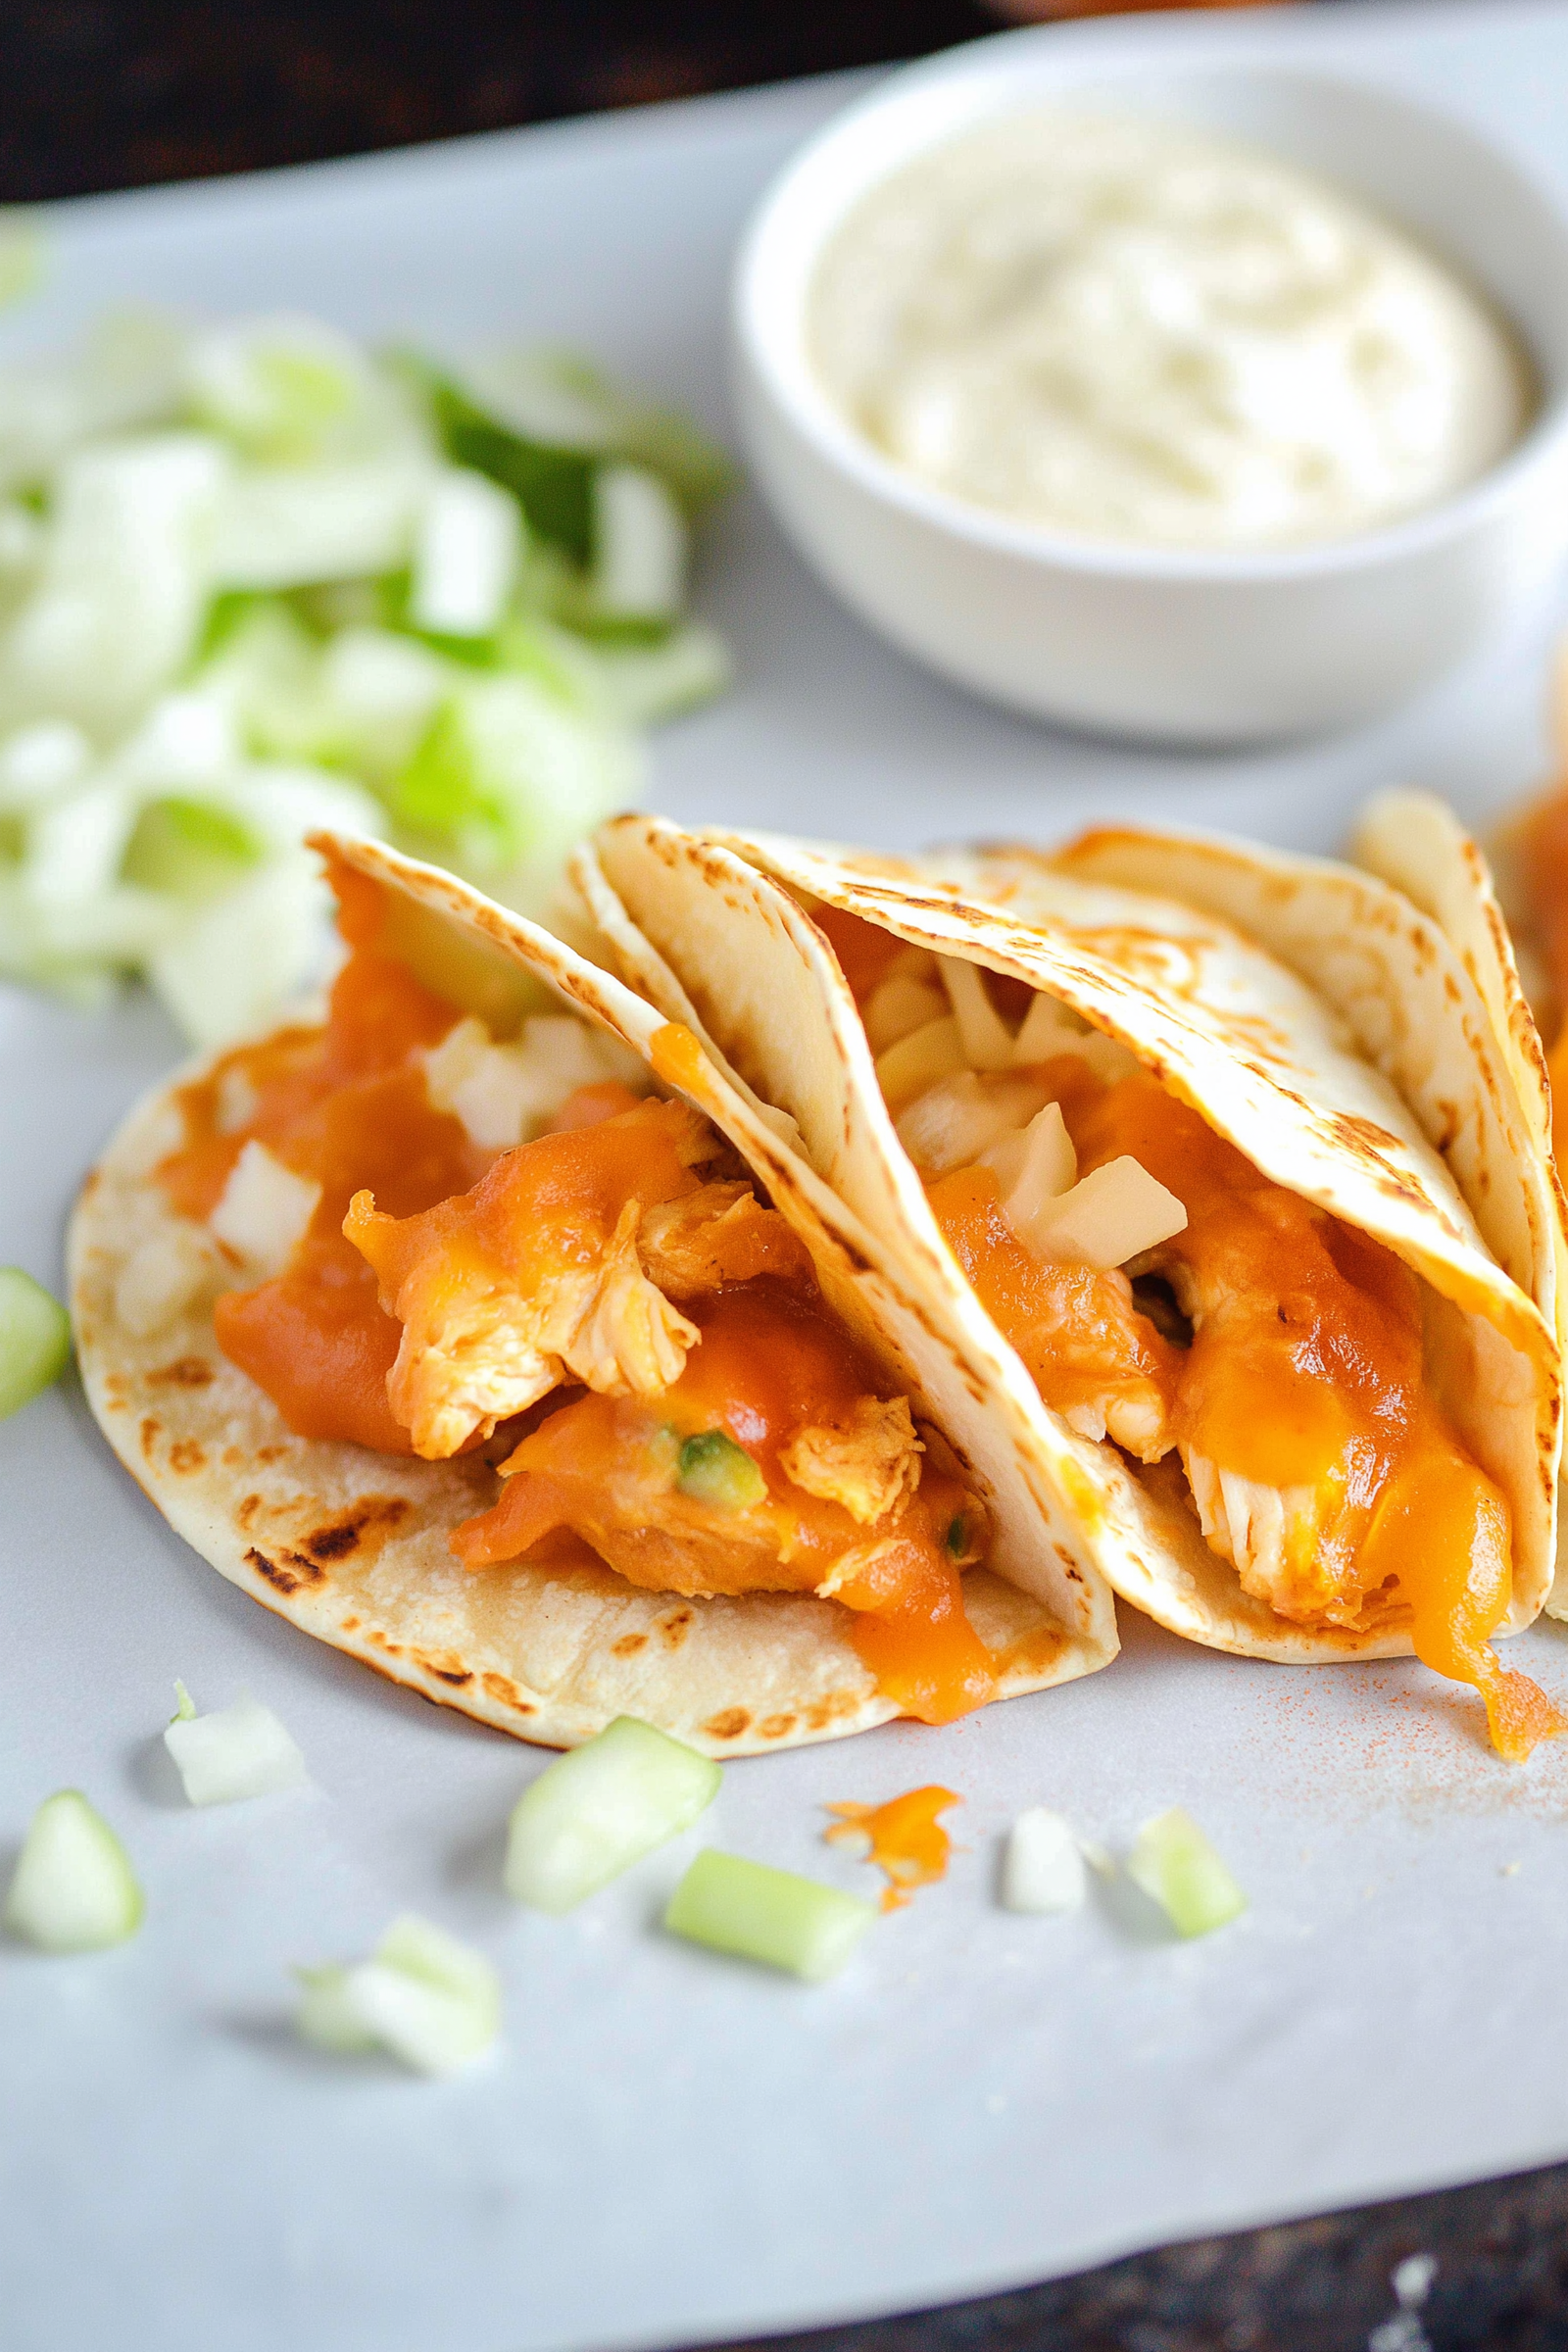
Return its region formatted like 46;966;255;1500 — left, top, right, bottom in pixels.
6;7;1568;2349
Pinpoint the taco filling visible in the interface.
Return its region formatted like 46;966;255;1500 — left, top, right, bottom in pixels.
152;857;996;1727
816;902;1560;1760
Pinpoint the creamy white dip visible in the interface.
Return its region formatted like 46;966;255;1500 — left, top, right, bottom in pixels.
808;110;1534;549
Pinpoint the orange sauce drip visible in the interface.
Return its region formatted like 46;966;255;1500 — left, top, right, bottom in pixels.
928;1058;1560;1758
824;1786;960;1909
451;1281;997;1725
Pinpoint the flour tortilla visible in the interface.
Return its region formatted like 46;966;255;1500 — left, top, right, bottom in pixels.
582;814;1560;1665
1348;786;1568;1619
69;833;1117;1756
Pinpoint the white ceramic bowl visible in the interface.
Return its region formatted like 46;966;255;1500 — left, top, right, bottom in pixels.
733;35;1568;746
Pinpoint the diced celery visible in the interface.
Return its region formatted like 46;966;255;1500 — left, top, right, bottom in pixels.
4;1789;144;1951
184;317;372;463
163;1690;310;1806
591;464;686;621
1001;1808;1087;1916
210;459;429;591
676;1430;765;1512
585;622;731;726
121;796;262;899
409;468;521;640
413;363;597;564
665;1850;876;1981
146;847;338;1048
1126;1807;1248;1939
391;673;639;904
0;432;224;741
505;1714;721;1913
465;349;735;516
297;1912;499;2075
0;1266;71;1419
171;1679;198;1723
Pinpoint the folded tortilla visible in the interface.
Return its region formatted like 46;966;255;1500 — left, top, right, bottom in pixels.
581;812;1562;1753
69;833;1116;1755
1346;786;1568;1622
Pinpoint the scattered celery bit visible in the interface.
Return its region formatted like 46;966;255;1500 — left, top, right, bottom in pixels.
676;1430;766;1512
0;1266;72;1420
4;1789;143;1951
297;1913;499;2076
665;1850;876;1981
505;1714;721;1913
1126;1807;1247;1939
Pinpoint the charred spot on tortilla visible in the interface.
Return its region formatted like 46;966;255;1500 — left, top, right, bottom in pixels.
246;1545;325;1596
414;1650;472;1686
148;1356;214;1388
296;1496;412;1563
168;1440;205;1474
704;1708;752;1740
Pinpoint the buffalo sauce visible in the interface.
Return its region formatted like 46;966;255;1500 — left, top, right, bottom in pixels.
158;855;491;1451
824;1785;960;1909
450;1281;996;1726
917;1040;1556;1754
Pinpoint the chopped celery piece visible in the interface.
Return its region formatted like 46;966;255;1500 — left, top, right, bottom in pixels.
0;1265;71;1419
4;1789;143;1951
665;1850;875;1981
505;1714;721;1913
409;468;520;640
171;1679;198;1723
416;364;595;564
391;674;638;898
676;1430;765;1512
0;432;223;742
163;1690;310;1806
210;459;428;592
1001;1809;1086;1916
185;317;368;463
121;796;262;898
587;622;731;726
297;1912;499;2075
591;464;686;621
1126;1807;1247;1939
466;349;735;516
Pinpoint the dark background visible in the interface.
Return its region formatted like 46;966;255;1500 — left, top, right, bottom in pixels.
0;0;1009;202
9;0;1567;2342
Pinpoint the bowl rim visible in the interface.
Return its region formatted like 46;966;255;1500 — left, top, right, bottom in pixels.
733;33;1568;586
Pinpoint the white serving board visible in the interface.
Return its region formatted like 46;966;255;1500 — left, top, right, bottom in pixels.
6;7;1568;2348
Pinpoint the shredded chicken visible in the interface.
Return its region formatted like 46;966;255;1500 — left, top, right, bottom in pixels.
1182;1447;1374;1627
781;1395;923;1525
638;1182;811;1297
386;1198;700;1457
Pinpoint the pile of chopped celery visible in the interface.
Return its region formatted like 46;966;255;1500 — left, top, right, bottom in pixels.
0;312;733;1044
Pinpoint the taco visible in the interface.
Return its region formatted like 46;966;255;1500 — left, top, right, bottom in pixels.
68;833;1117;1755
579;812;1563;1758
